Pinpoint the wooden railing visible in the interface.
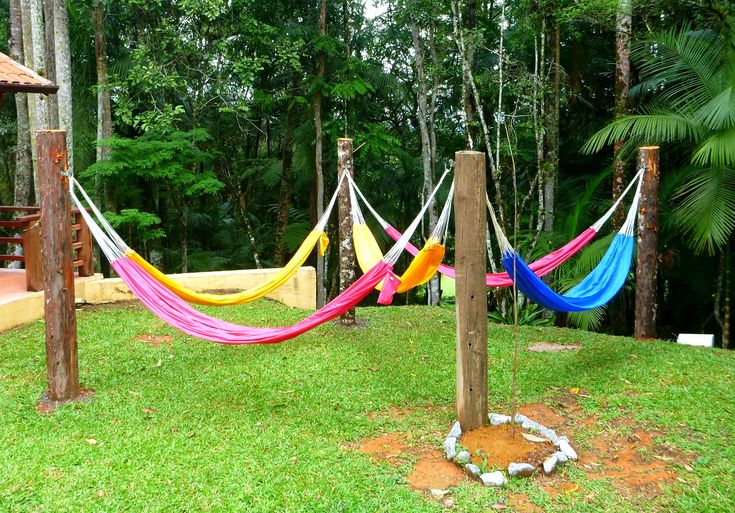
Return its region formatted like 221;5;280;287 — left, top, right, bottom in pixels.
0;206;94;291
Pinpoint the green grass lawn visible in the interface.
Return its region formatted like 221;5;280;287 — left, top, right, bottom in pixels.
1;301;734;512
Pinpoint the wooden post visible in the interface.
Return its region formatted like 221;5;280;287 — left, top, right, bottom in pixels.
635;146;660;339
21;215;43;291
75;210;95;277
454;151;488;430
337;138;357;325
37;130;80;407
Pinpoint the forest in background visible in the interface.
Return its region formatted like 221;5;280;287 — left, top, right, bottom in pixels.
1;0;734;347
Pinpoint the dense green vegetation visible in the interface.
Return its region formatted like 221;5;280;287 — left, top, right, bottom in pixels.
1;302;733;512
3;1;735;343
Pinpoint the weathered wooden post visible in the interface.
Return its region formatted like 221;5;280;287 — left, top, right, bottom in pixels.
454;151;488;430
337;137;357;325
635;146;660;339
37;130;81;409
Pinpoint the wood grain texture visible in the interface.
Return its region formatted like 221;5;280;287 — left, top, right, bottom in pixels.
454;150;488;430
635;146;659;339
38;130;79;402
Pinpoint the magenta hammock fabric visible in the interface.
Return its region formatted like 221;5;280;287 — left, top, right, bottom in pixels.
111;256;392;345
384;225;598;287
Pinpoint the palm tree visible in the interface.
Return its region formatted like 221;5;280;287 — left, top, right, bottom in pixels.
583;25;735;347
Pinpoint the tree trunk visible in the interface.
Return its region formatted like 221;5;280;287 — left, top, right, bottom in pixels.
274;96;297;266
314;0;327;307
613;0;632;231
53;0;73;174
543;18;560;233
94;0;113;276
634;147;660;339
180;203;189;273
337;138;356;325
20;0;41;202
461;1;477;148
411;23;440;306
11;0;33;207
30;0;48;165
43;0;59;128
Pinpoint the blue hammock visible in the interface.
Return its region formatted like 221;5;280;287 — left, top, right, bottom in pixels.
502;233;634;312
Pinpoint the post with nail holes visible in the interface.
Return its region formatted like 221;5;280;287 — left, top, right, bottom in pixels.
454;151;488;430
38;130;80;408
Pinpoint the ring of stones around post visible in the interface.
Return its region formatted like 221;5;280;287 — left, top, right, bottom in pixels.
443;413;578;487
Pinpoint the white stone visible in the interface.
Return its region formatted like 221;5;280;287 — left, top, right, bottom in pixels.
539;427;559;444
489;413;512;426
443;436;457;460
553;450;569;463
557;440;578;461
514;413;529;424
508;462;536;477
455;450;471;464
448;421;462;440
465;463;482;477
543;455;558;474
480;471;507;487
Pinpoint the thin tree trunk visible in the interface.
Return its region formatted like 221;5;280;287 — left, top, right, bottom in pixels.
11;0;33;207
43;0;59;128
20;0;40;202
543;18;560;233
30;0;48;151
724;241;731;349
180;203;189;273
274;96;297;266
427;23;441;304
461;0;477;148
94;0;113;276
411;23;440;306
314;0;327;307
53;0;73;174
612;0;632;230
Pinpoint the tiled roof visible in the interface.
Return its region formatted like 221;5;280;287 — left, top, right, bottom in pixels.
0;51;58;94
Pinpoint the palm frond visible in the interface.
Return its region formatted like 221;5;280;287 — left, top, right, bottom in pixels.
694;87;735;131
674;167;735;253
582;111;703;154
691;127;735;168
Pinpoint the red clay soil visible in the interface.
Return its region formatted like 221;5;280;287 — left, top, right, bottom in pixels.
358;433;467;491
358;433;409;464
406;451;467;491
461;423;555;469
581;429;680;493
517;402;568;429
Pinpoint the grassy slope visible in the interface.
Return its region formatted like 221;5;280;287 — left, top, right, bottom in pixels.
0;301;733;512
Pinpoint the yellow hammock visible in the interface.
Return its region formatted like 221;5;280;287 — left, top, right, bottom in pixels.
353;223;444;292
127;230;329;306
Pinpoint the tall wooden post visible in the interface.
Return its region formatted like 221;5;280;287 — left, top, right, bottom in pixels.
337;137;357;325
454;151;488;430
38;130;80;408
635;146;660;339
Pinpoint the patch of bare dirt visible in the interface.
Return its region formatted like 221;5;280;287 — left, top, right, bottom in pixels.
518;402;569;429
407;450;467;491
358;432;467;491
527;342;581;353
462;423;555;469
581;428;684;496
358;433;409;464
135;334;173;347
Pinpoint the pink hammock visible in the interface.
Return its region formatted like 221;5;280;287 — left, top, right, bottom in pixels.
112;256;391;345
384;225;597;287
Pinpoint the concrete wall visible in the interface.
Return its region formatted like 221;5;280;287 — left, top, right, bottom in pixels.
0;266;316;333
